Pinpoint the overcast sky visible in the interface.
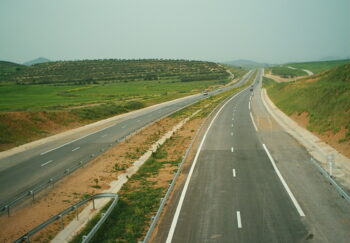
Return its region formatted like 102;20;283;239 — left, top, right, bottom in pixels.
1;0;349;64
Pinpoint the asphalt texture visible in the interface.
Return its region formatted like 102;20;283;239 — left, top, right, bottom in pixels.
154;70;350;243
0;71;253;208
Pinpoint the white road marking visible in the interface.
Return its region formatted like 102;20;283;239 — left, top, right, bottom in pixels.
236;211;242;228
231;124;234;127
250;112;258;132
122;125;127;129
232;169;236;177
101;134;107;138
231;147;234;152
41;160;53;167
231;132;233;136
232;118;234;121
262;144;305;217
166;87;248;243
40;122;117;155
137;119;141;122
72;147;80;152
249;102;251;110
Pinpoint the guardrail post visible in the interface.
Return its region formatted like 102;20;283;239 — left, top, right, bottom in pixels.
23;235;29;242
92;199;95;210
29;190;34;202
58;214;64;229
73;206;78;220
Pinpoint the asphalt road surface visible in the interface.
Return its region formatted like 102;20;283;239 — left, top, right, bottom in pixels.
154;70;350;243
0;70;253;208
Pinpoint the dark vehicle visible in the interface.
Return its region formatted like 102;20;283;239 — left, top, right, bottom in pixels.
250;86;254;91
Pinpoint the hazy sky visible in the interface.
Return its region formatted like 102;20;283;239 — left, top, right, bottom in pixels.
1;0;349;64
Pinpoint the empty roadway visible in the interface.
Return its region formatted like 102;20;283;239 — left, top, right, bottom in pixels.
153;70;350;243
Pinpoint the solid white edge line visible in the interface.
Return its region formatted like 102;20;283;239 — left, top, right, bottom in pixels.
249;112;258;132
165;87;248;243
72;147;80;152
249;102;251;110
236;211;242;228
262;144;305;217
232;169;236;177
41;160;53;167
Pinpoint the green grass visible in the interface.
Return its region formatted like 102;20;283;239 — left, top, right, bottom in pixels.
264;63;350;141
285;59;350;74
269;66;307;78
0;79;226;111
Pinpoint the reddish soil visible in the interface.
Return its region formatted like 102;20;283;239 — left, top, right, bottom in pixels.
291;112;350;158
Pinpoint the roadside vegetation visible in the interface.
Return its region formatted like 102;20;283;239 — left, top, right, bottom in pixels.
0;59;245;151
285;59;350;74
264;64;350;144
266;66;307;78
69;72;255;243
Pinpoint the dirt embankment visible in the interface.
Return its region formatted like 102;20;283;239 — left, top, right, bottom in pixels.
0;111;87;151
0;111;204;242
290;112;350;159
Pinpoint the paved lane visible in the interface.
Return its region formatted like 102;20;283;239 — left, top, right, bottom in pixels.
154;69;350;243
165;71;308;242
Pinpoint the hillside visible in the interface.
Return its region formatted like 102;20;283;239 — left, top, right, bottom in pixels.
23;57;51;66
3;59;228;85
285;59;350;74
264;64;350;157
0;61;27;82
223;59;270;68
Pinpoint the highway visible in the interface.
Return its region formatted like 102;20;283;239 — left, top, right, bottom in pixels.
153;70;350;243
0;70;253;208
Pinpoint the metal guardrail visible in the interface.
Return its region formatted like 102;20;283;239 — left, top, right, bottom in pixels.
142;76;255;243
310;157;350;203
14;193;118;243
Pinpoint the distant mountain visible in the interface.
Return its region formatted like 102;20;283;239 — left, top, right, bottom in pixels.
223;59;270;68
23;57;51;66
318;56;350;62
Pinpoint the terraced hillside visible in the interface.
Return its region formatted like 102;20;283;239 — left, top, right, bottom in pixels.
0;59;228;84
264;64;350;157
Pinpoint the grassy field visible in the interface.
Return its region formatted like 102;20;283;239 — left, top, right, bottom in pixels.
264;63;350;142
267;66;307;78
286;59;350;74
0;79;224;111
